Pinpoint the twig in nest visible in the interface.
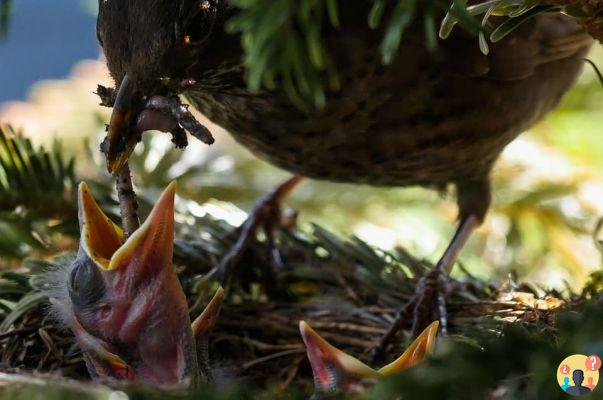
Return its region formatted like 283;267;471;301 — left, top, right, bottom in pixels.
116;163;140;236
241;348;306;371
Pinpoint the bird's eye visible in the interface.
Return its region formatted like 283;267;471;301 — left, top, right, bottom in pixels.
68;259;106;309
184;3;215;45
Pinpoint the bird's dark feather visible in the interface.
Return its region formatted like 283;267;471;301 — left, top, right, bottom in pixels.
185;13;590;192
40;253;77;328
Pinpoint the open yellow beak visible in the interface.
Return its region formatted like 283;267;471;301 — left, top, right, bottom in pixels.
299;320;439;391
378;321;439;375
78;182;124;270
192;287;225;339
299;321;378;380
78;180;177;272
69;317;135;381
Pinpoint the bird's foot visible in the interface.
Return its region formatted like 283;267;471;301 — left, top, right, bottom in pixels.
371;267;449;363
370;213;480;362
204;176;304;288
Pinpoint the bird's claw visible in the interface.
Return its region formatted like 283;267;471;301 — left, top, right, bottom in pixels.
202;176;304;291
411;268;449;336
371;268;449;363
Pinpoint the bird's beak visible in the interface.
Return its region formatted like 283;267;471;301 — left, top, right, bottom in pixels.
107;180;177;274
104;74;143;175
78;182;125;270
192;287;225;340
68;316;136;381
299;321;378;392
75;181;199;386
377;321;439;375
299;320;439;392
79;180;177;273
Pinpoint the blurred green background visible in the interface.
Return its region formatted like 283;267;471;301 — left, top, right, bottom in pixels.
0;0;602;292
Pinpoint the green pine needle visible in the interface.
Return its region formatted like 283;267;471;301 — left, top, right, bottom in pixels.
0;125;78;260
584;59;603;86
0;0;10;41
227;0;455;107
227;0;338;110
490;4;561;42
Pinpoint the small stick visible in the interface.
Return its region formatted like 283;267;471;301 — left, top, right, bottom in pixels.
241;348;305;371
116;163;140;236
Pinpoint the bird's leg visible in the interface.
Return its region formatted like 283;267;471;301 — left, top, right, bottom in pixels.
204;176;304;288
371;179;490;362
412;214;480;336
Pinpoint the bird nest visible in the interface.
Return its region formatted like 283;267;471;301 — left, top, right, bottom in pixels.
0;213;583;396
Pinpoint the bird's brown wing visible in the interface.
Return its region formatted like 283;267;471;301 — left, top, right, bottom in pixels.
443;14;592;80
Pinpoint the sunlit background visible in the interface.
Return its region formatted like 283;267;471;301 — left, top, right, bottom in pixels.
0;0;602;290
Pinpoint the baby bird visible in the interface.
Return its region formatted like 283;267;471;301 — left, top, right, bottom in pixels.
45;181;223;386
299;320;439;395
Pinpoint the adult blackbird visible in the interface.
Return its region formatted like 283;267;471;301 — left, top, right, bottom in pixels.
95;1;592;358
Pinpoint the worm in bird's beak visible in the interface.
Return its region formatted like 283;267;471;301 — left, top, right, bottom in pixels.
103;75;214;175
60;181;219;386
299;321;439;393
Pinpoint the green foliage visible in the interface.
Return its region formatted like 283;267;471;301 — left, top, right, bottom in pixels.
226;0;341;110
584;59;603;86
440;0;564;54
371;301;603;400
225;0;595;106
0;0;10;41
377;0;421;63
0;125;78;260
225;0;482;109
490;4;561;42
224;0;580;107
